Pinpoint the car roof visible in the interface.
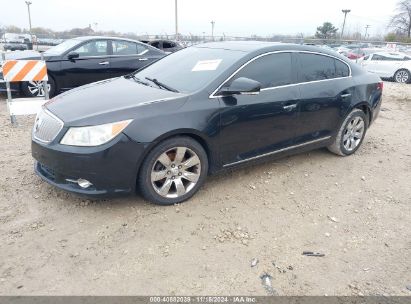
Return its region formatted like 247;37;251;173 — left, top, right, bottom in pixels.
195;41;344;58
73;36;144;43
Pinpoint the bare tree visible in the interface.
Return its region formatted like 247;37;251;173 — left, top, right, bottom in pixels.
390;0;411;37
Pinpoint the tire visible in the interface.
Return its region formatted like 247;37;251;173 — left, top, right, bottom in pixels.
393;69;411;84
328;109;368;156
21;76;56;98
138;136;208;205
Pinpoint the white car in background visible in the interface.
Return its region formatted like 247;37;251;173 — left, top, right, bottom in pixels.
358;52;411;83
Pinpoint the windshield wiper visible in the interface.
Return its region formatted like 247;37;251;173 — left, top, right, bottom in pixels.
145;77;179;93
125;74;150;86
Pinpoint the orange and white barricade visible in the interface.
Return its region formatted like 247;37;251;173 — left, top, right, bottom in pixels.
1;52;49;124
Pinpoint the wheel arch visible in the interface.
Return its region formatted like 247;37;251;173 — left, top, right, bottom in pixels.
354;102;372;126
132;129;214;191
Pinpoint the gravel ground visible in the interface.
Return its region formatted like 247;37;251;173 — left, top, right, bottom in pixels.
0;82;410;296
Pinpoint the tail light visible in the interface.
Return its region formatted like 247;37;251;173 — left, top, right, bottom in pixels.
377;82;383;91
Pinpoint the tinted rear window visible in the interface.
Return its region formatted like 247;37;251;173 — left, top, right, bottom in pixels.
298;53;336;82
298;53;350;82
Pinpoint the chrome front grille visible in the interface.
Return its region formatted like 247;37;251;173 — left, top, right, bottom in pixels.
33;108;64;143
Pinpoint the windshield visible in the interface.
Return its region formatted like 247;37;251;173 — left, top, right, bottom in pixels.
44;38;81;55
135;47;245;93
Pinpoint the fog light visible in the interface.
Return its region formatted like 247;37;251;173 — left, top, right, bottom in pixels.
66;178;93;189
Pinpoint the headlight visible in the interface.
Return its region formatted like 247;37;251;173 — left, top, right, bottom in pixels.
60;120;132;146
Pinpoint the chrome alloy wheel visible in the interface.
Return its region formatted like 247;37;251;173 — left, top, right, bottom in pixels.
27;81;50;97
343;116;365;151
395;70;409;83
151;147;201;198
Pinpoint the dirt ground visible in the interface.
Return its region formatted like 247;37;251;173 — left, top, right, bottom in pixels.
0;82;410;296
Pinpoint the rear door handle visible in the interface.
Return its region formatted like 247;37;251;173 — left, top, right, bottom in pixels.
99;61;109;65
283;104;297;111
341;93;351;98
138;58;148;61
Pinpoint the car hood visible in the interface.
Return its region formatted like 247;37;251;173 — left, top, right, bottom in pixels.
46;77;188;126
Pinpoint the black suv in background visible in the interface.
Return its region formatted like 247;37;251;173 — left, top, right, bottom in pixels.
1;36;166;97
141;40;184;53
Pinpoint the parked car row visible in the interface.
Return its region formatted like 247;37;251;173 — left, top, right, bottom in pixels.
312;43;411;83
358;52;411;83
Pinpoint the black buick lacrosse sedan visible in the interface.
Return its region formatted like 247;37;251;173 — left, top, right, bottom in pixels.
32;41;383;205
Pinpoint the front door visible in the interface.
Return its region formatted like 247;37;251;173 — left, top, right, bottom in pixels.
217;52;301;166
60;39;111;89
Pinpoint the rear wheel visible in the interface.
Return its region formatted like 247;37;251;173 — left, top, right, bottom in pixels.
21;77;56;98
138;137;208;205
394;69;410;83
328;109;368;156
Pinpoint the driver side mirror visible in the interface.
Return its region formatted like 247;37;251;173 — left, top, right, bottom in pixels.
218;77;261;96
67;51;79;61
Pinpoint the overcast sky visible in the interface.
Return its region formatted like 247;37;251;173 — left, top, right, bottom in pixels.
0;0;398;37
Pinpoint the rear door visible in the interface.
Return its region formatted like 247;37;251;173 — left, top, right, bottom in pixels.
109;40;162;78
60;39;110;89
218;52;301;166
294;52;354;144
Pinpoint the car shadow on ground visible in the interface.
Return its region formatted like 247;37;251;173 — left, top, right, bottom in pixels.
48;147;335;210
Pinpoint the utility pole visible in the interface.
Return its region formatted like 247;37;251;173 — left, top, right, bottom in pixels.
211;20;215;41
175;0;178;41
364;25;371;40
25;1;32;39
340;9;351;40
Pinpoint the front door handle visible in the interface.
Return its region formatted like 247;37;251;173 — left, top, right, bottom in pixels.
283;104;297;111
138;58;148;61
99;61;109;65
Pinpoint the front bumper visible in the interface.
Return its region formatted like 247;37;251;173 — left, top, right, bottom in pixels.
32;134;148;197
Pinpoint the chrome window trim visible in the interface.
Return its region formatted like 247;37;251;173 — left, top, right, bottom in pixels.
223;136;331;167
64;54;110;60
33;107;64;144
209;50;352;99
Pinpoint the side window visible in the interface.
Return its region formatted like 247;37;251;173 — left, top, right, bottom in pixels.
230;53;293;89
112;40;137;55
335;59;350;77
371;54;386;61
136;43;149;55
73;40;108;57
298;53;336;82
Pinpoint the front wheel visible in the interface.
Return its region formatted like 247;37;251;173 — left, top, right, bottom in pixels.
328;109;368;156
138;137;208;205
394;69;410;84
21;77;56;98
